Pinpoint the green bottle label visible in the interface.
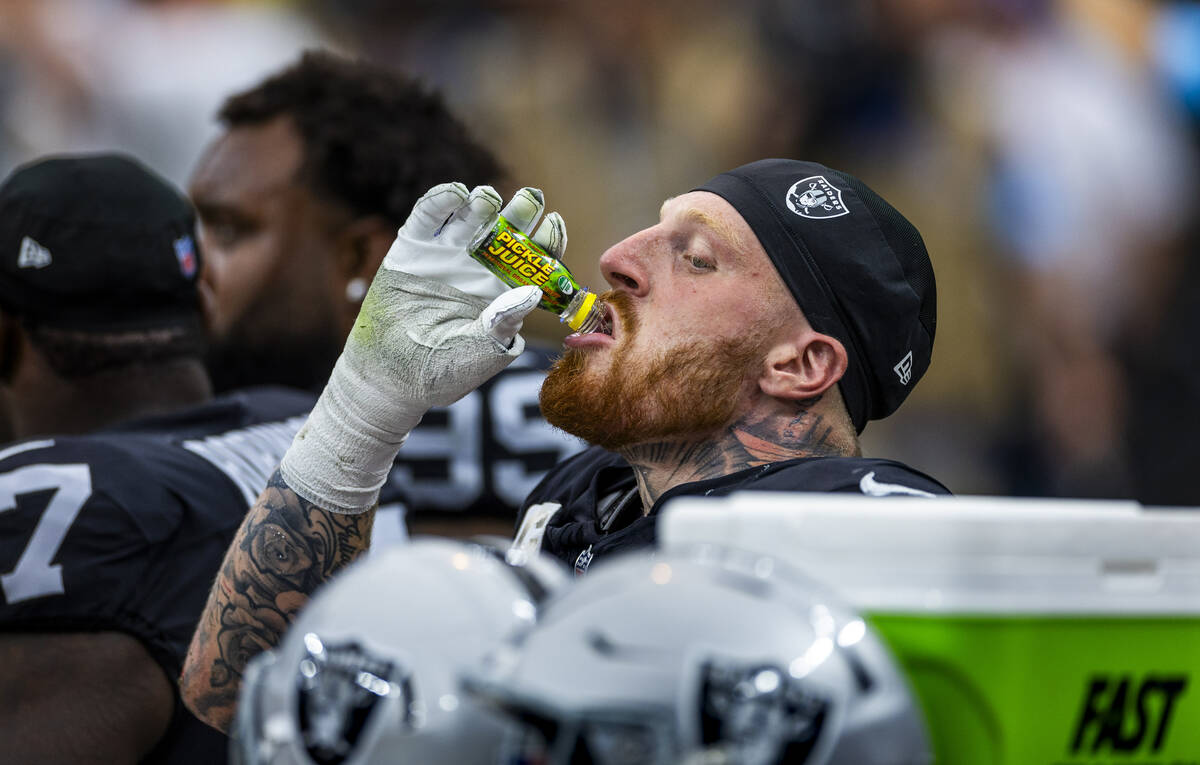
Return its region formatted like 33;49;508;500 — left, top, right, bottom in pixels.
470;215;580;314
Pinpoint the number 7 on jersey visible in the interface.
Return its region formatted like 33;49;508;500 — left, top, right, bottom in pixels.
0;463;93;604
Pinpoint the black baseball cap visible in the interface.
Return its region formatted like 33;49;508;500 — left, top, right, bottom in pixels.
0;153;202;331
695;159;936;433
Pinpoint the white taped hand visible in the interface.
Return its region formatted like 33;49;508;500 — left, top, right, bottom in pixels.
381;182;568;301
280;184;555;514
480;285;544;351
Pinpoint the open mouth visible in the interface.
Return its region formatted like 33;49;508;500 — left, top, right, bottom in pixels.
597;302;615;337
565;301;616;348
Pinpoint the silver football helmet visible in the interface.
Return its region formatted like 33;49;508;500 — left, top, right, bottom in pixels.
464;545;930;765
232;537;568;765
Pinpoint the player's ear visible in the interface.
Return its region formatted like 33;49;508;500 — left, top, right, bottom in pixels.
335;215;394;287
758;331;848;401
334;216;395;322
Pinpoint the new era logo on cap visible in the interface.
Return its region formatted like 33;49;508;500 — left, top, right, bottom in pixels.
784;176;849;220
17;236;51;269
894;351;913;385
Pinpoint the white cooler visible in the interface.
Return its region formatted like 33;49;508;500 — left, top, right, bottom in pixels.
659;494;1200;765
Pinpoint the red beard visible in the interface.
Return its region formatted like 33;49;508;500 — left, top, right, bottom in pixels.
539;290;767;450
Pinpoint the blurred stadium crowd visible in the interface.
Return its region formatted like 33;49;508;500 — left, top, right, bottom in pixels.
1;0;1198;503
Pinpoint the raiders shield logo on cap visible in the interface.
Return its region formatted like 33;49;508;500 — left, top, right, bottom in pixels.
784;176;849;220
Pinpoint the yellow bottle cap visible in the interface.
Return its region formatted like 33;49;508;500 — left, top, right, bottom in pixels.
566;290;598;331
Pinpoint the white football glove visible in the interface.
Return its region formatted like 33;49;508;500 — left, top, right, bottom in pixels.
382;182;567;300
280;184;566;513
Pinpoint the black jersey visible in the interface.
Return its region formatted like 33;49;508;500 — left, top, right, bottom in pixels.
513;446;951;575
0;386;315;764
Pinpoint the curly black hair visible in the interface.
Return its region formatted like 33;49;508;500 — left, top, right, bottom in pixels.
218;49;503;227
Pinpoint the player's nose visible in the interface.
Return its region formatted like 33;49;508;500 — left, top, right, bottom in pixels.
599;230;652;298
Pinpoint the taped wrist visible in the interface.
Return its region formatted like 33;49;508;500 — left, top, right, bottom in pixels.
279;355;423;514
279;269;525;514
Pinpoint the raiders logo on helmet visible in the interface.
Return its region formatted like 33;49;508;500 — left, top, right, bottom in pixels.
296;633;413;765
700;660;828;765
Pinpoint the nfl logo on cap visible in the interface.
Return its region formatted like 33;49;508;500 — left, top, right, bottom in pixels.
174;235;197;279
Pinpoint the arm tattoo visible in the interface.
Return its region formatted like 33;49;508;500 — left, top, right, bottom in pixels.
623;394;848;509
181;469;374;732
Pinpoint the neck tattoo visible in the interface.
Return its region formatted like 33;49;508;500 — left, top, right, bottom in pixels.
620;396;848;512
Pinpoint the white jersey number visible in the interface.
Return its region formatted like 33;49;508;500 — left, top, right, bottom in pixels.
490;374;584;508
393;370;584;512
392;390;485;510
0;464;93;604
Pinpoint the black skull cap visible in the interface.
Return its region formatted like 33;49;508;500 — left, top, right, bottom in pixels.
695;159;936;433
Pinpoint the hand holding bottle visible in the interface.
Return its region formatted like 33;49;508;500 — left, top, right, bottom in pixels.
278;184;554;513
383;183;567;301
468;193;607;334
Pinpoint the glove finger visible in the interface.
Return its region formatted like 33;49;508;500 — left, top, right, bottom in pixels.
399;182;469;239
530;211;567;259
498;187;545;236
439;185;503;247
481;285;542;350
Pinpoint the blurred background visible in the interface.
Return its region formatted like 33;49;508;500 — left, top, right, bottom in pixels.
2;0;1197;505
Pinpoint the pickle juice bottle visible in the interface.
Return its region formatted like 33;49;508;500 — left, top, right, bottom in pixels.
468;214;608;334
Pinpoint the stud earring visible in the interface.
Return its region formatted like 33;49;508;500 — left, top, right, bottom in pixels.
345;277;368;302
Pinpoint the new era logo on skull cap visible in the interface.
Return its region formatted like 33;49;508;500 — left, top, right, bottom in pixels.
17;236;51;269
784;176;849;220
894;351;913;385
